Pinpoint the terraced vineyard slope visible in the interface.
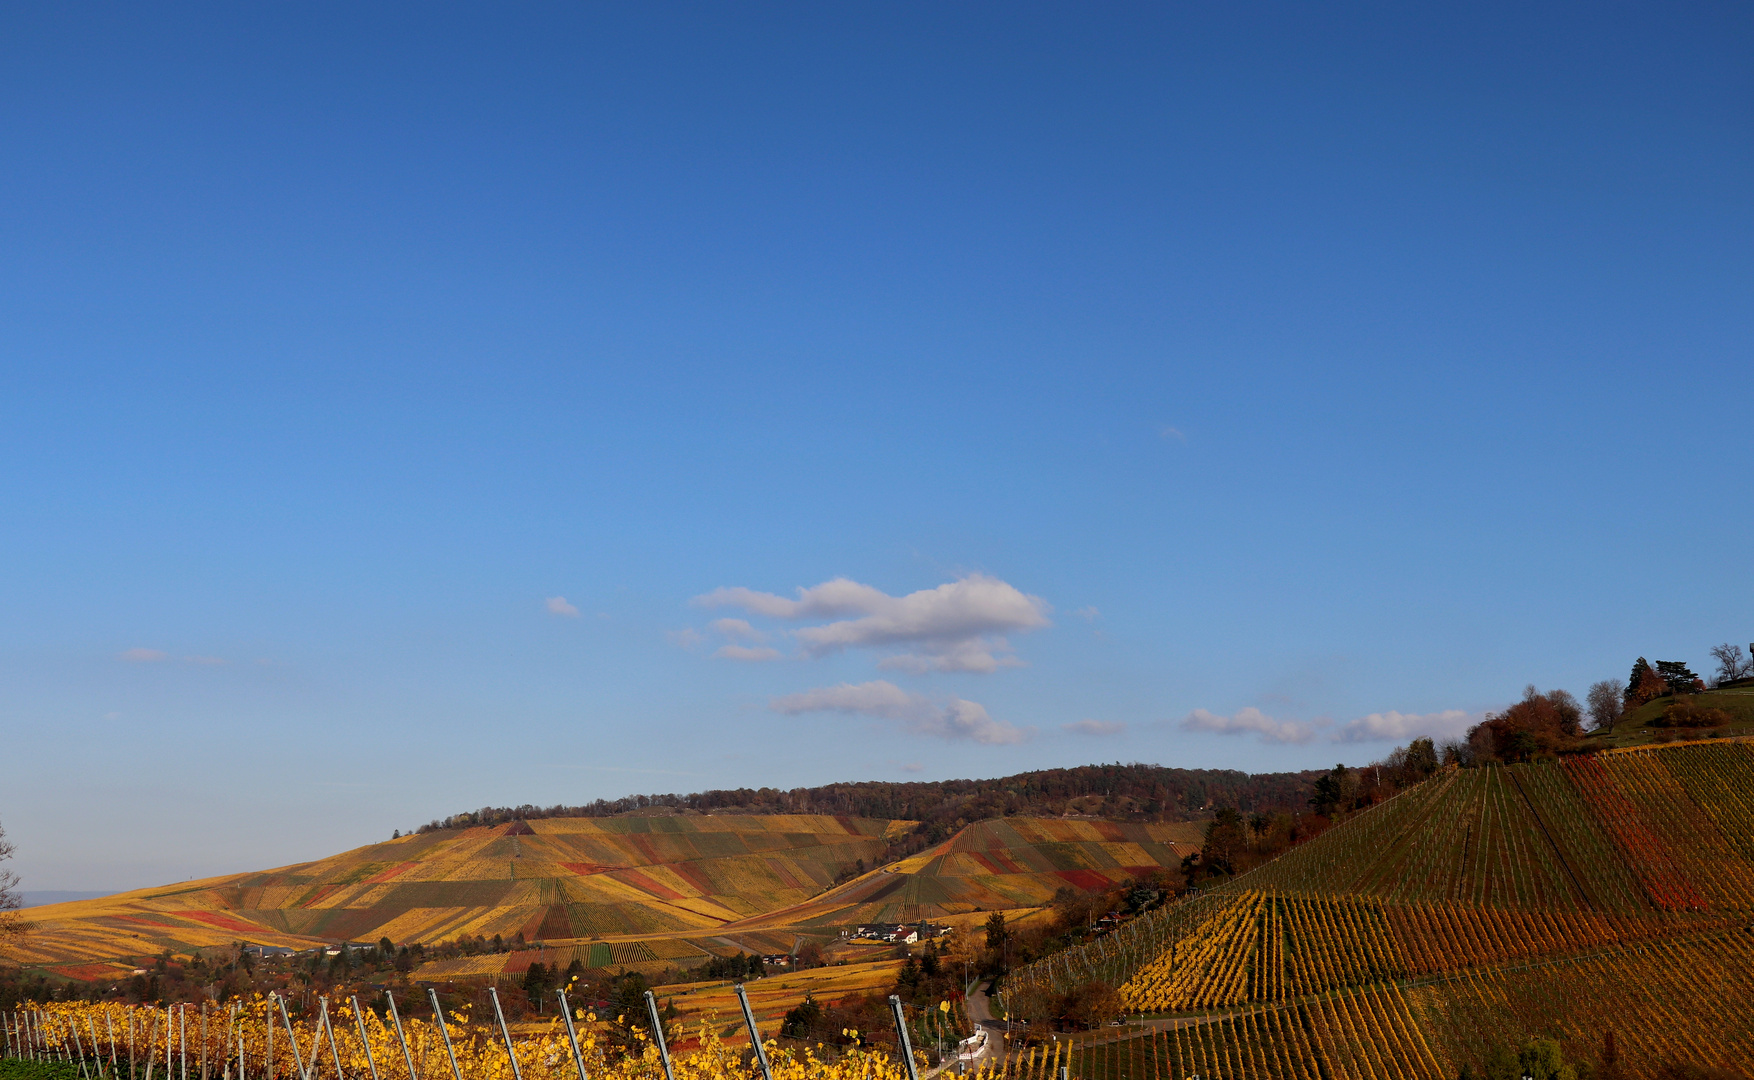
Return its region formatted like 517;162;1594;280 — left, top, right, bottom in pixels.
7;814;901;970
753;817;1201;930
1000;741;1754;1079
8;815;1200;981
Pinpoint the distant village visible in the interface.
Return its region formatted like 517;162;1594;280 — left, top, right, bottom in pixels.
845;921;952;945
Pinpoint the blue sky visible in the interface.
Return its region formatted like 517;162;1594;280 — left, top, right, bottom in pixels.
3;3;1750;891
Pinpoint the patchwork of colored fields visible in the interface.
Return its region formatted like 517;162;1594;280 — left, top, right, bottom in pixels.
757;818;1201;931
6;815;897;967
6;815;1199;971
1003;741;1754;1079
659;958;909;1042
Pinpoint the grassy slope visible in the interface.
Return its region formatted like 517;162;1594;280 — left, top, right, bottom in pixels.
1589;684;1754;748
1014;742;1754;1079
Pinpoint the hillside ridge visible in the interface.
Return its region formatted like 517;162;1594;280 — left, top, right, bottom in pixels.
999;740;1754;1079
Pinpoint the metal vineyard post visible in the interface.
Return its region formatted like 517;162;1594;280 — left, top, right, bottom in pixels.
554;990;589;1080
886;997;918;1080
733;984;771;1080
642;991;673;1080
320;998;345;1080
425;989;463;1080
349;997;380;1080
383;993;416;1080
274;995;308;1080
486;988;522;1080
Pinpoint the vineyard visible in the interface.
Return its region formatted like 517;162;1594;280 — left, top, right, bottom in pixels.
998;740;1754;1078
9;816;1198;980
0;993;927;1080
753;819;1200;932
9;816;900;972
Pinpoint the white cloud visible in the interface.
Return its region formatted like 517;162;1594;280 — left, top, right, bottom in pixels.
1073;606;1100;622
1064;719;1126;736
771;680;1031;745
715;644;783;662
666;628;705;648
1335;709;1473;743
1158;426;1187;442
1180;707;1317;745
545;596;580;617
694;579;888;619
710;618;767;643
876;638;1026;674
119;648;168;663
696;574;1048;673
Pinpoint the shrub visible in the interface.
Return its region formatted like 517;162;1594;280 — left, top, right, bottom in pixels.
1653;697;1733;729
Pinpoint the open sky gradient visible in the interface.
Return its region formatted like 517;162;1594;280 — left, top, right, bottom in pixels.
3;3;1751;890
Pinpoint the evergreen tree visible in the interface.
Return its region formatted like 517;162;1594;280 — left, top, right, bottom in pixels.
1309;765;1357;816
781;995;822;1038
1626;658;1669;706
523;962;551;1008
1657;660;1704;695
984;912;1008;952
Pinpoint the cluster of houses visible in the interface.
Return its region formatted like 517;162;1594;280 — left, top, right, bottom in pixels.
846;922;952;945
240;942;377;961
240;945;301;960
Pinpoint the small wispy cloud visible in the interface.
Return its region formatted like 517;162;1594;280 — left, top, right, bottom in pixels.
666;628;705;648
875;638;1026;674
1073;606;1100;622
771;681;1031;745
696;574;1049;674
184;655;228;666
1178;703;1472;746
714;644;783;662
1158;425;1187;442
710;618;768;643
1335;709;1474;743
1180;707;1318;745
545;596;581;617
1063;719;1126;736
119;648;168;663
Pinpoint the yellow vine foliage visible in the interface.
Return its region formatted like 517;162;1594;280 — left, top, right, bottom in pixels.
8;997;924;1080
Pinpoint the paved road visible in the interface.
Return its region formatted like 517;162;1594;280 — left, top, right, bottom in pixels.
963;982;1007;1067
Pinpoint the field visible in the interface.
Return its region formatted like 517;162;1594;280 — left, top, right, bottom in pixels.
658;959;908;1039
6;815;897;971
1000;741;1754;1079
753;819;1201;932
5;815;1199;977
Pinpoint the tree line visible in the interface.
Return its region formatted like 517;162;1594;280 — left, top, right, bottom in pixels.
411;763;1324;856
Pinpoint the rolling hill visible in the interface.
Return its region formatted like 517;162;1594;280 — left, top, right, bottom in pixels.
761;817;1201;929
6;813;1200;979
1002;738;1754;1079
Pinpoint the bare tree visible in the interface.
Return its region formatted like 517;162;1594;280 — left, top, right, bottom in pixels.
1586;680;1623;732
0;815;29;946
1709;643;1753;687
